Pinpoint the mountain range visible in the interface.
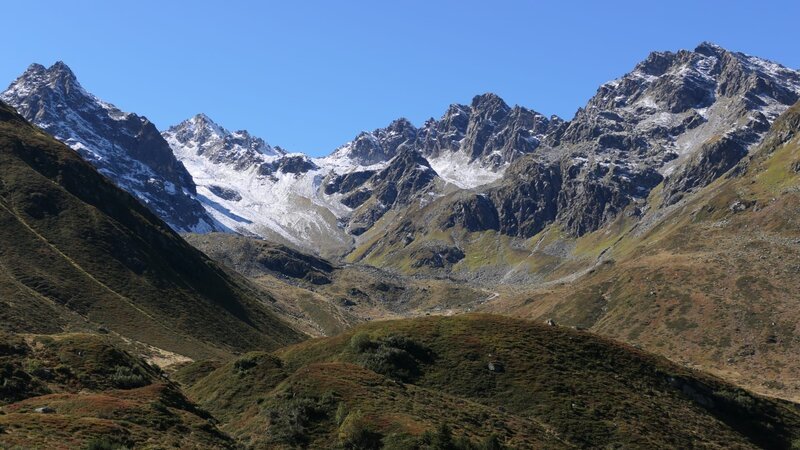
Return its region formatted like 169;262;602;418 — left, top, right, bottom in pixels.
2;41;800;448
4;42;798;263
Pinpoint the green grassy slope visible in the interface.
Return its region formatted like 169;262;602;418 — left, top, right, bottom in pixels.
181;314;800;449
0;332;234;449
485;102;800;401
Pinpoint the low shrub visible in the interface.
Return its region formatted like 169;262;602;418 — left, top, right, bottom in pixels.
351;334;433;382
110;365;148;389
85;436;131;450
265;391;339;446
339;410;383;449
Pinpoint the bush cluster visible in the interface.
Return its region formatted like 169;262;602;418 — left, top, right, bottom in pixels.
349;334;433;382
110;365;149;389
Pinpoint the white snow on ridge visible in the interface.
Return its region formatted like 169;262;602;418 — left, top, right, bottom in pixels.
428;151;505;189
164;118;364;254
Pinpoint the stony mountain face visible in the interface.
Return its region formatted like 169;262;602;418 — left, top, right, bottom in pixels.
430;42;800;240
0;62;218;232
543;41;800;230
332;117;419;166
338;42;800;246
330;93;563;188
163;113;284;171
421;93;564;164
344;148;440;234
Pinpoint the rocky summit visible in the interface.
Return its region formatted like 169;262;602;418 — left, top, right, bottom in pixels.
0;62;220;232
490;42;800;237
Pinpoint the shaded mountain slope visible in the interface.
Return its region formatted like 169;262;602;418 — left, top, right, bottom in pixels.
0;101;304;359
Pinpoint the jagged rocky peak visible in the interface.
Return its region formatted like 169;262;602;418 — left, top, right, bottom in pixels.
345;146;440;234
330;92;563;189
21;60;77;85
163;113;283;171
573;41;800;131
3;61;129;123
421;92;562;164
331;117;419;166
491;42;800;238
473;93;560;163
1;61;218;232
554;41;800;197
471;92;511;116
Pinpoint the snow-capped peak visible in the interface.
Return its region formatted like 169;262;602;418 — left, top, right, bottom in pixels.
163;114;284;172
2;61;133;124
0;61;219;232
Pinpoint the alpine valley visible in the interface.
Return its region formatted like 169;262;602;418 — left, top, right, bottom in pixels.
1;41;800;449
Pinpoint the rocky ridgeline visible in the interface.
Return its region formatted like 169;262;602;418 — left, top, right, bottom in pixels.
163;113;284;171
4;42;799;254
0;62;218;232
427;42;800;239
331;93;564;181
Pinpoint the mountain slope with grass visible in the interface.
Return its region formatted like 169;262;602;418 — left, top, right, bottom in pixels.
0;101;304;360
0;332;235;449
177;314;800;449
184;232;490;336
484;101;800;401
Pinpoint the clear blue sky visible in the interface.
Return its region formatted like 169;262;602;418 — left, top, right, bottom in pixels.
3;1;798;155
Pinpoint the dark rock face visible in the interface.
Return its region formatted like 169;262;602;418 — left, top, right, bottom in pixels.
271;155;318;175
371;148;438;206
208;185;242;202
439;194;500;232
256;250;332;285
1;63;217;232
324;170;375;195
334;94;563;170
554;161;663;236
490;160;562;237
410;244;465;268
341;189;372;208
453;94;561;165
347;148;439;232
257;155;318;179
662;134;749;205
336;118;419;165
